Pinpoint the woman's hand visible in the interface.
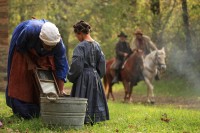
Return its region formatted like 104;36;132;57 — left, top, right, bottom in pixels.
56;79;67;96
124;53;128;57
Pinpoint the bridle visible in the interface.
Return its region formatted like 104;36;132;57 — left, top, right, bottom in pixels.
154;52;166;70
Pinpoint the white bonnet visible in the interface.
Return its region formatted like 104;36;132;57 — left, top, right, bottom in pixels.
39;22;61;46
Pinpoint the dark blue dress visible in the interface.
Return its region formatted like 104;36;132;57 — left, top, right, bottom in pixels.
68;41;109;124
6;19;69;119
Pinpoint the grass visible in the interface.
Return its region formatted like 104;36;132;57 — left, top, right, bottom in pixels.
1;78;200;132
0;93;200;132
105;76;200;98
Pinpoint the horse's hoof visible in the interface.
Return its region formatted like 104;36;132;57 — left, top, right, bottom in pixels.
150;101;155;104
147;100;155;105
123;99;128;103
147;99;151;104
128;98;133;103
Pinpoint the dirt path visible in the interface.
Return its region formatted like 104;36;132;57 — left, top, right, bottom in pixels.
65;87;200;110
109;90;200;110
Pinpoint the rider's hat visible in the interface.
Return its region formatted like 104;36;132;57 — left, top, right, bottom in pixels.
118;32;128;38
134;29;143;35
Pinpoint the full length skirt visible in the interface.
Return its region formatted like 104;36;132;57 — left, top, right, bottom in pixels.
71;68;109;124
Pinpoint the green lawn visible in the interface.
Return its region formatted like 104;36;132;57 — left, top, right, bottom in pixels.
0;92;200;133
1;77;200;132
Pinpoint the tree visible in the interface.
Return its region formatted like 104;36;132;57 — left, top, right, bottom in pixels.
150;0;161;47
181;0;192;55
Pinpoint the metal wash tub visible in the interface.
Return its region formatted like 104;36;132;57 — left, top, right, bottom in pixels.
40;96;87;129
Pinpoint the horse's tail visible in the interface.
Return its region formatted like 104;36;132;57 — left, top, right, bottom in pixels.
103;59;115;99
103;75;108;95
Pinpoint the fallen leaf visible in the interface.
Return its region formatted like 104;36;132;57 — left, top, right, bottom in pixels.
6;128;13;132
26;128;29;133
161;113;171;123
128;125;134;128
116;129;119;132
161;118;170;123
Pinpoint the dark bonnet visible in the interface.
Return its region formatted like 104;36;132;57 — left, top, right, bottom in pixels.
73;20;91;34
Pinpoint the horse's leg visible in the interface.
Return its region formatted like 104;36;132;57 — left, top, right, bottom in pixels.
144;77;154;104
128;83;133;103
149;79;155;104
109;84;115;101
122;80;129;102
106;83;110;100
107;90;110;100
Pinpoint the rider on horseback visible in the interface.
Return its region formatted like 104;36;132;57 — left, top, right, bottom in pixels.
131;29;157;55
111;32;132;84
131;29;160;80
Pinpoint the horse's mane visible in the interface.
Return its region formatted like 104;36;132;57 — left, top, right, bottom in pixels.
127;49;142;60
146;49;166;59
145;50;157;60
123;49;143;69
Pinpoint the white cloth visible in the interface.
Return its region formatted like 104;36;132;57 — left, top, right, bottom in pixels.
39;22;61;46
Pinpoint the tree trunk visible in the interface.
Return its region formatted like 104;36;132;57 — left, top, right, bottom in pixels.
150;0;162;48
181;0;192;55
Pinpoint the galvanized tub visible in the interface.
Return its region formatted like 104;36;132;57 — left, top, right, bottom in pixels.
40;96;87;129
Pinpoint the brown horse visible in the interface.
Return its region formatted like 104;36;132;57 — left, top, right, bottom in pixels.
103;49;144;102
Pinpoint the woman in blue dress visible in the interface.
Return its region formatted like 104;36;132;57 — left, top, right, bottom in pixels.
6;19;69;119
68;20;109;124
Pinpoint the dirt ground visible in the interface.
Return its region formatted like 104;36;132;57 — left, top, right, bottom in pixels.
108;90;200;110
65;87;200;110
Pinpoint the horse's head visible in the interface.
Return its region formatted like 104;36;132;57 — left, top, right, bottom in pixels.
155;47;166;71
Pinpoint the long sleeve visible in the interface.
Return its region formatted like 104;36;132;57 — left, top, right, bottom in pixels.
130;37;137;50
126;43;133;54
144;35;158;51
54;40;69;82
149;39;158;51
96;45;106;78
116;42;124;56
67;45;85;83
15;21;43;53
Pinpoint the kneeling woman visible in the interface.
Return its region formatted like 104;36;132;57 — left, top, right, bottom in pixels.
68;20;109;124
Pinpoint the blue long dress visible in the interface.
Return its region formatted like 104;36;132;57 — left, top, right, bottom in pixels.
67;40;109;124
6;19;69;119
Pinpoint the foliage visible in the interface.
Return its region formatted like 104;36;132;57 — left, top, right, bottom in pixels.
8;0;200;89
8;0;200;58
0;91;200;133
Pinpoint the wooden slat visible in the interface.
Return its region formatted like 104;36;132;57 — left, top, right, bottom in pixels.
0;18;8;25
0;0;7;6
0;12;8;18
0;5;8;11
0;0;8;46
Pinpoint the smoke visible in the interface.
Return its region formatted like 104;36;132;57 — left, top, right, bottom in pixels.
168;47;200;90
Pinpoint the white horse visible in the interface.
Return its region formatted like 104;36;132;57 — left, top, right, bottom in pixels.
142;47;166;103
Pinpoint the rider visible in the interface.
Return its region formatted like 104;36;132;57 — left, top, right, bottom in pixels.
131;29;160;80
112;32;132;84
131;29;157;55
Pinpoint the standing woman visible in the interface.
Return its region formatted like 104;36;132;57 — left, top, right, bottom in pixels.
68;20;109;124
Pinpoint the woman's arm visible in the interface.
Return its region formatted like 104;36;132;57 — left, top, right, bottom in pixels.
54;40;69;93
67;45;85;83
96;45;106;78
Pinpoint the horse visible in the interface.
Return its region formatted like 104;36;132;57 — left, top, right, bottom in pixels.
103;49;144;102
142;47;166;103
103;48;166;103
